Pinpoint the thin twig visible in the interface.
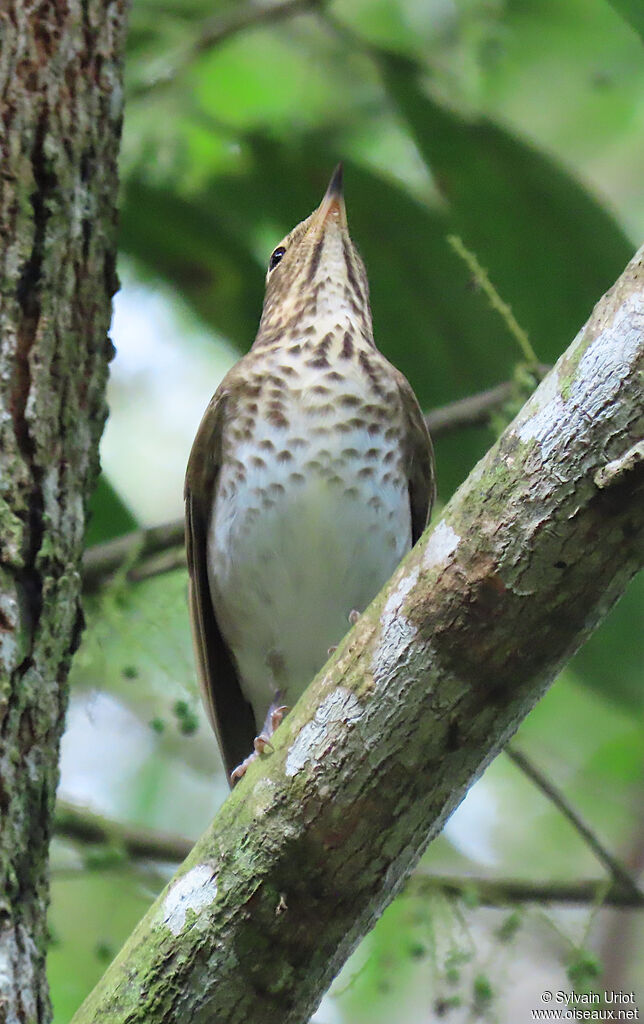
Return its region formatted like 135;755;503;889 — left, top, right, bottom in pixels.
599;781;644;989
506;746;643;902
447;234;540;368
407;874;643;910
82;519;185;593
424;369;549;435
130;0;325;98
54;800;644;908
54;800;192;863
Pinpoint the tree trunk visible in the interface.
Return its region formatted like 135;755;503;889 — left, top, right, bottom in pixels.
71;248;643;1023
0;3;128;1020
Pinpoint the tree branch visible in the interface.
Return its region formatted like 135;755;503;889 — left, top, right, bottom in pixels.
81;375;550;593
54;800;192;865
424;368;549;435
506;746;642;901
130;0;325;98
407;875;644;910
82;519;185;593
55;801;644;909
71;248;643;1024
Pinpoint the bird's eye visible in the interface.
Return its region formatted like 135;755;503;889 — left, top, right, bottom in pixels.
269;246;286;271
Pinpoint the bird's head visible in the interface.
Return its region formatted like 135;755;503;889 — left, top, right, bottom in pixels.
254;164;372;346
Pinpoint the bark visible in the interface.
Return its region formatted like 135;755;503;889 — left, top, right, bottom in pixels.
0;3;128;1021
70;247;644;1022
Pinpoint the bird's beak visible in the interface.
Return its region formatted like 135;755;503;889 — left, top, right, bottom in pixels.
316;163;347;229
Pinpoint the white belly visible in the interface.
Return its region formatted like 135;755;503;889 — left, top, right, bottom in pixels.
208;404;410;728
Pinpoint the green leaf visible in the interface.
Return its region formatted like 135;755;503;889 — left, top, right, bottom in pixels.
49;869;153;1023
119;179;263;351
569;572;644;712
380;53;633;362
606;0;644;42
85;475;138;547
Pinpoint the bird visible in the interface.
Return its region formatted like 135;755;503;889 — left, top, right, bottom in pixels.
185;164;435;785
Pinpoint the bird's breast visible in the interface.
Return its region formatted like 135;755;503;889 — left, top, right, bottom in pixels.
207;356;411;727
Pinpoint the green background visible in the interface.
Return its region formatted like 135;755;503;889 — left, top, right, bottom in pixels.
53;1;644;1020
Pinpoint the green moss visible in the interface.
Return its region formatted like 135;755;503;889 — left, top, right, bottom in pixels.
451;433;534;534
0;568;32;665
285;764;311;801
0;495;25;567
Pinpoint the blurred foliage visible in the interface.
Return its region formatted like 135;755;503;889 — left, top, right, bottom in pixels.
85;476;137;547
56;0;643;1020
606;0;644;41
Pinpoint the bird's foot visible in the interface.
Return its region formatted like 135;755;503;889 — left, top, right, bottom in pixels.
230;750;260;784
229;696;290;785
268;703;289;732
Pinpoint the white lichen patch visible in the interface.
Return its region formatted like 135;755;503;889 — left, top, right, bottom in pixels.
0;589;20;674
285;687;362;777
423;520;460;570
515;363;561;453
162;864;218;936
517;294;644;460
0;923;39;1022
371;565;420;686
381;564;420;628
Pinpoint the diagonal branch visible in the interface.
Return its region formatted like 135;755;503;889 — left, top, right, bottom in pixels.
506;746;642;900
71;248;643;1024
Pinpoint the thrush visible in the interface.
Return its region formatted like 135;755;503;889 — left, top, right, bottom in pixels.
185;164;435;784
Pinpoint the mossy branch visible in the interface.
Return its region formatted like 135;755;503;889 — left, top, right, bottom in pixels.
72;246;643;1024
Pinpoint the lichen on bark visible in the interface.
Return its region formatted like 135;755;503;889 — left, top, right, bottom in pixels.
0;3;128;1020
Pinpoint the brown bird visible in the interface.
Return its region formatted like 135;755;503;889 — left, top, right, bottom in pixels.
185;165;435;784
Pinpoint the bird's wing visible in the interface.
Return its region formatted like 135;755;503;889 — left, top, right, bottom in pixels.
396;374;437;545
184;388;256;781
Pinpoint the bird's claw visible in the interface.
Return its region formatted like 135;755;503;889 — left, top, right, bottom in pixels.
254;732;273;755
230;752;257;784
229;700;290;785
270;705;289;732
